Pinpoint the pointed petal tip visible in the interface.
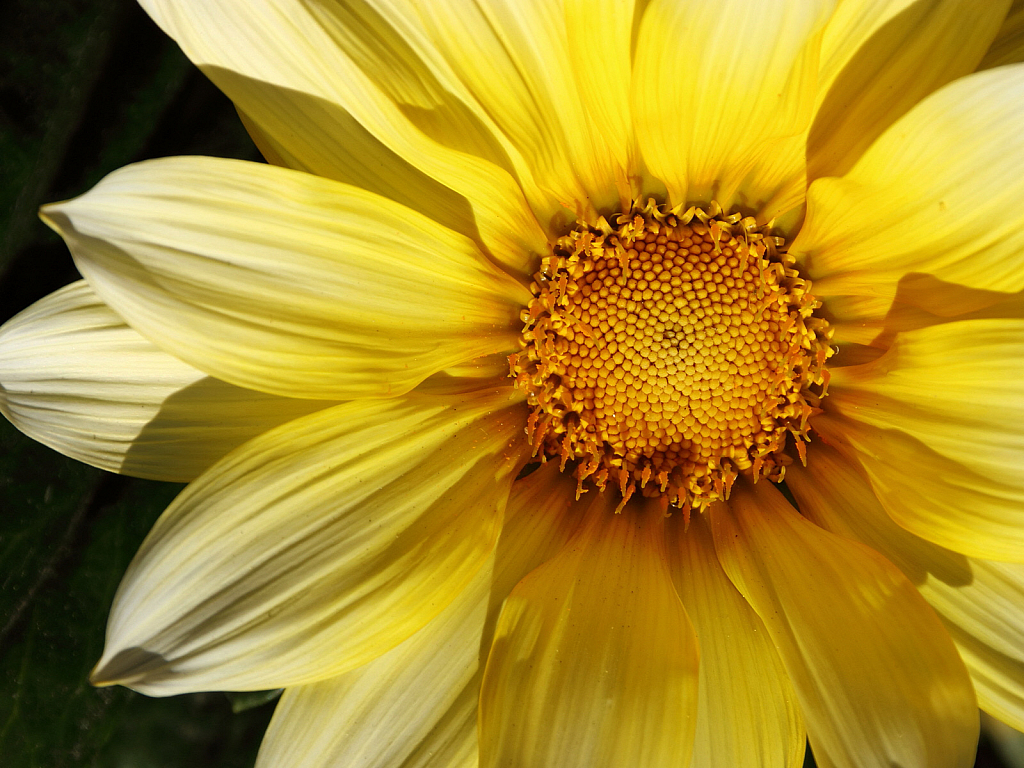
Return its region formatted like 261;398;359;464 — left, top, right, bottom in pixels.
89;646;170;689
37;202;63;231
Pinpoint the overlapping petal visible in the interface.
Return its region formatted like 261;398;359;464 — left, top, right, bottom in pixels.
808;0;1007;181
666;512;805;768
91;386;526;695
0;280;334;481
479;493;699;768
794;64;1024;328
788;442;1024;731
138;0;548;275
979;1;1024;69
633;0;834;216
712;480;978;768
43;156;530;401
253;461;582;768
412;0;630;223
255;554;494;768
827;318;1024;560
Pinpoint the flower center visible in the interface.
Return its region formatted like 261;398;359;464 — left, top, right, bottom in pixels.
510;203;834;514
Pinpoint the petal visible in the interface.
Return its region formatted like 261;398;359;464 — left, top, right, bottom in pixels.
139;0;548;276
412;0;630;222
666;511;806;768
91;387;527;695
564;0;638;196
479;492;700;768
255;460;582;768
794;65;1024;320
255;553;495;768
979;2;1024;70
788;442;1024;731
632;0;835;214
43;156;531;401
0;281;333;482
827;318;1024;560
711;480;979;768
807;0;1007;181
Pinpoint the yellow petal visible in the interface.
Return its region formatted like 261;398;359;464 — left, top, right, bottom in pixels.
807;0;1007;181
0;281;333;482
564;0;637;195
138;0;548;276
979;1;1024;69
788;442;1024;732
479;492;699;768
632;0;834;214
90;387;526;695
43;156;530;401
666;512;806;768
794;65;1024;318
828;318;1024;560
255;460;582;768
256;554;495;768
413;0;630;223
711;480;979;768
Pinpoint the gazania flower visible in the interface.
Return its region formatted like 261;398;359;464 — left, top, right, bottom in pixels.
4;0;1024;766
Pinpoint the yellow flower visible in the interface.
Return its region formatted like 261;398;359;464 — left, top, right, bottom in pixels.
2;1;1024;766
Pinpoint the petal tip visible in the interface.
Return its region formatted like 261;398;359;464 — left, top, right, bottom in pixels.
89;646;169;688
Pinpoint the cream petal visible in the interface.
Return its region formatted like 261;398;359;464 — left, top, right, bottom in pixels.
90;387;527;695
807;0;1007;181
43;156;530;401
711;480;979;768
794;65;1024;320
632;0;834;215
255;554;495;768
254;460;582;768
788;442;1024;731
479;492;699;768
979;1;1024;70
139;0;548;276
0;281;333;482
666;511;805;768
827;318;1024;560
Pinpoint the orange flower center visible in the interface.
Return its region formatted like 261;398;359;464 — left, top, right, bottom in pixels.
510;204;833;514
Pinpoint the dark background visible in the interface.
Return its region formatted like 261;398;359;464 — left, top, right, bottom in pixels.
0;1;1018;766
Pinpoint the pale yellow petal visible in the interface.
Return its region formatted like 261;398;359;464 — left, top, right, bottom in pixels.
789;442;1024;731
256;554;495;768
255;461;582;768
666;512;805;768
91;387;527;695
794;65;1024;319
828;319;1024;560
632;0;834;214
711;480;979;768
979;1;1024;69
43;156;530;401
807;0;1007;181
0;281;333;482
139;0;548;276
479;493;699;768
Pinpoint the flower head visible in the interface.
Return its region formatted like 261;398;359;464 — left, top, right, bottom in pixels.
3;1;1024;767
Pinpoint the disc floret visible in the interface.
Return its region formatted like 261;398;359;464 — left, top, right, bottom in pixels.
509;201;834;514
